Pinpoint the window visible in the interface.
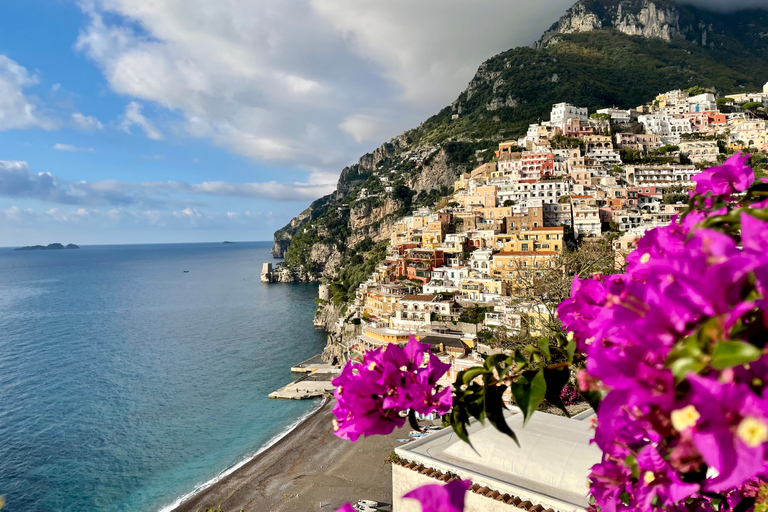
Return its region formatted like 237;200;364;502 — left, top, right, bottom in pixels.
521;243;529;251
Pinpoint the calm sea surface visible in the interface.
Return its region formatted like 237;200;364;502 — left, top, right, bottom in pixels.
0;242;327;511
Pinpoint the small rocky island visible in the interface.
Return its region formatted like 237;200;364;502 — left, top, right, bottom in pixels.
15;243;80;251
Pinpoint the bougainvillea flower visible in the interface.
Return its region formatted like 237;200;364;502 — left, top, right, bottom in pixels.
685;375;768;492
634;445;699;510
693;152;753;197
403;479;471;512
588;459;632;512
332;336;452;442
334;504;355;512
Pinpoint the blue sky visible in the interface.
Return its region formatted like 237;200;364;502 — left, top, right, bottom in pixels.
0;0;587;245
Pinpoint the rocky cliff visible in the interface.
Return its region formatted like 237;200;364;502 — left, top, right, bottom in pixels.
536;0;768;54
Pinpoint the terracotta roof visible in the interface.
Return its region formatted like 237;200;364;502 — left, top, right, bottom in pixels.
402;294;437;302
494;251;558;256
394;460;555;512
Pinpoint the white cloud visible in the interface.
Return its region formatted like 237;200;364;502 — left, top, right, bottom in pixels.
0;54;56;131
340;113;400;144
73;0;578;173
2;204;270;231
71;112;104;130
118;101;163;140
0;159;335;206
54;143;95;153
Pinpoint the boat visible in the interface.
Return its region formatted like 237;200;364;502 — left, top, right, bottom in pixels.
354;505;377;512
183;270;189;273
358;499;379;507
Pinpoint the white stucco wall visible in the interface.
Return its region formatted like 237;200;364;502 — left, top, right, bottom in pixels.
392;465;527;512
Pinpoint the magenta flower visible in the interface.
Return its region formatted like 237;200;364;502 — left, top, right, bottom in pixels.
403;479;471;512
685;375;768;493
692;152;753;197
334;504;355;512
634;445;699;509
332;336;452;442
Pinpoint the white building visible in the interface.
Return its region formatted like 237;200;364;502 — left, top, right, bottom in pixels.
393;411;601;512
687;93;717;113
596;107;631;123
550;103;588;128
626;164;697;188
638;114;693;144
544;202;573;227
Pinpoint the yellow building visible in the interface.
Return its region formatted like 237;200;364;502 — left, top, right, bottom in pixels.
459;185;498;209
421;220;447;249
357;326;415;351
459;278;506;301
453;172;470;192
496;226;564;253
491;251;561;295
363;291;402;319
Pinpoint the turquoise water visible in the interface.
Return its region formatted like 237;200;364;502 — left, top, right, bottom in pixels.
0;242;327;511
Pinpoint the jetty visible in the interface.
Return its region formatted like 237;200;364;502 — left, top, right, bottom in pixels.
269;355;341;400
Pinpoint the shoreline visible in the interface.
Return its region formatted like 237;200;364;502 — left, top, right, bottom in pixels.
159;398;328;512
168;397;408;512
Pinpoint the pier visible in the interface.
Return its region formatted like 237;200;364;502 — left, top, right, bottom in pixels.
269;355;341;400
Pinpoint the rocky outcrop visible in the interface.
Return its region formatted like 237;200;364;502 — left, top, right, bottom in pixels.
309;243;344;279
271;239;290;258
261;263;319;283
536;0;684;48
407;148;461;194
313;301;361;365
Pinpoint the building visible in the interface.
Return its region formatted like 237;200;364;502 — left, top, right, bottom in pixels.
626;164;697;188
393;411;601;512
392;294;458;329
678;140;719;164
550;103;588;128
615;132;662;152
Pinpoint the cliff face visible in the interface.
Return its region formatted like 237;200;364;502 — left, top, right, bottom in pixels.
536;0;682;47
535;0;768;55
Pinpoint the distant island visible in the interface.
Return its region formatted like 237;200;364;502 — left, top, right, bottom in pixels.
15;243;80;251
222;241;236;244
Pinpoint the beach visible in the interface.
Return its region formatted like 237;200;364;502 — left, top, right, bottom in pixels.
170;399;412;512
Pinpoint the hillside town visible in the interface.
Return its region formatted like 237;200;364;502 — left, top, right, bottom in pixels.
313;83;768;386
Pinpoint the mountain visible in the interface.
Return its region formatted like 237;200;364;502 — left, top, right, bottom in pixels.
537;0;768;56
271;0;768;297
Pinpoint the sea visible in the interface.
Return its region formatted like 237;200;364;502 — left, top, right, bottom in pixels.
0;242;328;512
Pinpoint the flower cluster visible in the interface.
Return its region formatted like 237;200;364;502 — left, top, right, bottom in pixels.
331;336;452;442
558;154;768;511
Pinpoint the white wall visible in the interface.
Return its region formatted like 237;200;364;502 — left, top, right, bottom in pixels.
392;465;527;512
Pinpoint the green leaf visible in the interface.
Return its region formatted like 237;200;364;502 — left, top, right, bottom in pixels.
450;407;472;446
484;385;519;447
543;367;571;417
537;338;551;361
580;389;602;412
565;339;577;364
711;340;762;370
666;335;706;380
461;367;487;385
510;369;546;426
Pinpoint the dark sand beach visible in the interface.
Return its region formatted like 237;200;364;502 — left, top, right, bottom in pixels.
171;399;411;512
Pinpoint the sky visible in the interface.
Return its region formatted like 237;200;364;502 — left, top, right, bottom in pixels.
0;0;754;245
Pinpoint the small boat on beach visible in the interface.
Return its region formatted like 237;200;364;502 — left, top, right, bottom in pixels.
358;499;379;507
